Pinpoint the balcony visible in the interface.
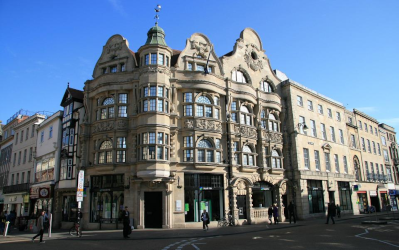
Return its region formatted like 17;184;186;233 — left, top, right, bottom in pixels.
367;173;375;182
3;183;30;194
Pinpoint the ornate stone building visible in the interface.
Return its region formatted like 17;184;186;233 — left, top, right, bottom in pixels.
79;25;287;229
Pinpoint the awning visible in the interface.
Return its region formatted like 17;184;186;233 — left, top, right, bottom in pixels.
357;191;367;194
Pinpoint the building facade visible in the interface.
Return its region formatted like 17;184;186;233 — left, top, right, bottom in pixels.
281;79;357;219
53;87;84;229
3;114;45;220
30;111;63;219
78;26;288;229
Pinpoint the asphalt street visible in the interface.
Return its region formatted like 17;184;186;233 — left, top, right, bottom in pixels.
1;214;399;250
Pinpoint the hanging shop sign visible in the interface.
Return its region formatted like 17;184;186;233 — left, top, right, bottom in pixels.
39;188;50;198
30;187;39;199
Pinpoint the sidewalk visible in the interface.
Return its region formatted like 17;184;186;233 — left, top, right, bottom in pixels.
1;211;397;244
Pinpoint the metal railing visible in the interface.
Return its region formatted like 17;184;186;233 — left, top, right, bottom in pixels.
3;183;30;194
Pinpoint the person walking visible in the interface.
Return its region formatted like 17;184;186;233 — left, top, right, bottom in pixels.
201;209;210;231
32;210;45;243
288;201;296;224
336;204;341;218
272;204;279;225
268;205;273;225
122;206;131;238
325;202;336;224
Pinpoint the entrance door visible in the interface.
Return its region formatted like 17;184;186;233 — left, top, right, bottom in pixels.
370;196;380;212
144;192;163;228
329;191;335;203
236;195;247;219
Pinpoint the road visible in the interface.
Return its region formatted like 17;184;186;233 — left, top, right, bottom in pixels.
1;216;399;249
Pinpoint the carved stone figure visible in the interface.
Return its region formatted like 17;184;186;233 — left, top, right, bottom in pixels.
185;119;194;129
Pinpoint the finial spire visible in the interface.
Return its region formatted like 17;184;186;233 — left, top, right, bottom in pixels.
154;4;161;25
67;82;70;88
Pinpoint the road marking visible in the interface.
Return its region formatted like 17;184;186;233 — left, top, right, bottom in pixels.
355;229;399;248
161;236;218;250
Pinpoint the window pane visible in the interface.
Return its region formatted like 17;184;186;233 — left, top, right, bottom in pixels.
196;105;204;117
119;94;127;103
158;87;164;97
158;99;164;112
158;54;164;65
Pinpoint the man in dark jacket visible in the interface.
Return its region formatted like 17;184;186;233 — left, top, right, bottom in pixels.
288;202;296;224
32;210;45;243
325;202;336;224
122;206;131;238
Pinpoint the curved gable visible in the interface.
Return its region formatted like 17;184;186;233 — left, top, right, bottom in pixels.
92;34;137;78
175;33;223;76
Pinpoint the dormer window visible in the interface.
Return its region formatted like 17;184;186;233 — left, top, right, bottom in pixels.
232;70;247;83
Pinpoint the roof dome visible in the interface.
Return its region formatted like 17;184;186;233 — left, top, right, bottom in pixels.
145;24;167;46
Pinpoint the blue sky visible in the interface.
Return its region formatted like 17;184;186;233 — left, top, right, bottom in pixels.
1;0;398;133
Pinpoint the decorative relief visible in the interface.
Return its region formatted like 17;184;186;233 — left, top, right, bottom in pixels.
190;40;210;58
234;125;257;139
184;119;222;132
116;120;128;129
105;42;123;54
244;43;264;72
280;182;287;194
262;131;283;143
139;67;171;76
184;119;194;129
93;121;114;133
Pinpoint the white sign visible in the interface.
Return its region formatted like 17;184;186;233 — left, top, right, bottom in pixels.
369;190;377;197
78;170;85;192
78;202;82;209
176;200;182;212
76;191;83;202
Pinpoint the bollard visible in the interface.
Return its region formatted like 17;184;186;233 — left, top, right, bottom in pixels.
3;221;10;237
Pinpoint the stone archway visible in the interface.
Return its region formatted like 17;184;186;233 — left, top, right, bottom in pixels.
230;177;253;224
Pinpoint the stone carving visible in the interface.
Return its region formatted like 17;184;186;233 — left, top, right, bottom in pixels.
195;119;222;132
139;67;171;76
244;44;264;72
93;121;114;133
280;182;287;194
105;42;123;54
190;40;210;58
262;131;283;143
250;173;276;185
116;120;128;129
237;181;246;190
234;125;257;139
184;119;194;129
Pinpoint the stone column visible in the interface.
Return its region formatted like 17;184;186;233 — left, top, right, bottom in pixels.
248;187;254;224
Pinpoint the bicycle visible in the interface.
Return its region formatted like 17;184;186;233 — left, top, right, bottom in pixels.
217;215;239;227
69;221;82;237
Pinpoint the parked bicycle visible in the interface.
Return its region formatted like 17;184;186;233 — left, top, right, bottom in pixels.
217;215;239;227
69;221;82;237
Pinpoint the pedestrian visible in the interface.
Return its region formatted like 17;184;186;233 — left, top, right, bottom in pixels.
272;204;279;225
201;209;210;231
122;206;131;239
288;201;296;224
336;204;341;218
325;202;336;224
268;205;273;225
0;212;5;234
32;210;45;243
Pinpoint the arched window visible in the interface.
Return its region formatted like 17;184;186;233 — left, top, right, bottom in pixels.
354;157;361;181
242;145;255;166
271;150;281;169
197;139;214;163
97;94;129;120
100;98;115;119
232;70;248;83
103;98;114;106
239;105;253;126
268;113;279;132
194;95;220;119
99;140;113;164
260;81;273;92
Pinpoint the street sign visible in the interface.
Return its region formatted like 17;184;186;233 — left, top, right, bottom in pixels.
78;170;84;192
76;191;83;202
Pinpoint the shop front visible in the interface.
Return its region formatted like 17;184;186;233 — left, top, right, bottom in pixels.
338;182;352;211
357;191;368;213
89;174;125;227
30;186;53;217
184;173;224;223
307;180;325;214
388;189;399;211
